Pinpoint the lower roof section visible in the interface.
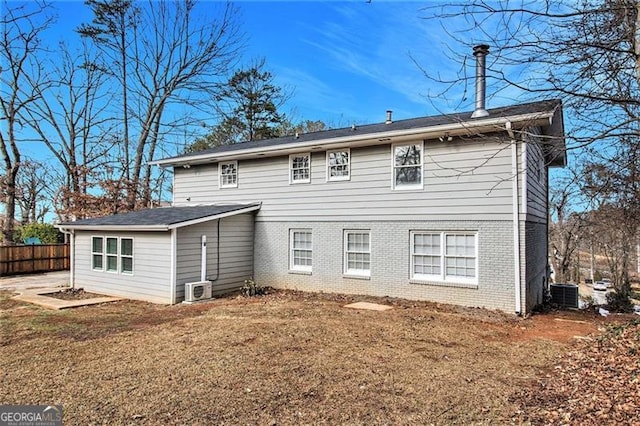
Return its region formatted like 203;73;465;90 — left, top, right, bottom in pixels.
56;203;261;231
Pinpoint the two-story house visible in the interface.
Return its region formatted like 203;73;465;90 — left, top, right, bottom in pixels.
58;47;566;314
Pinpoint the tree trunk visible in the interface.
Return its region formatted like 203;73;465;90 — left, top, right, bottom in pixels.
2;165;19;245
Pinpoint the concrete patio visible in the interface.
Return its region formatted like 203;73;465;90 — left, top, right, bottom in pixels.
1;271;122;309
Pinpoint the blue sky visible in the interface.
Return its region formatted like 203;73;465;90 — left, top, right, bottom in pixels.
19;0;511;163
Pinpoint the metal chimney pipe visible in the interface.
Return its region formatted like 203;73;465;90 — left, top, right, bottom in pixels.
471;44;490;118
385;110;393;124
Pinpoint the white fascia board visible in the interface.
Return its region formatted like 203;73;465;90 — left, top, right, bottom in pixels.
167;204;261;229
152;111;555;168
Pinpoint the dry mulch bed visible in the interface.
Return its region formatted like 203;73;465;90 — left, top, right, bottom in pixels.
44;288;103;301
0;289;634;424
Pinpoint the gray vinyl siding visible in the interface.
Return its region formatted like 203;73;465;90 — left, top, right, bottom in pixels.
73;231;171;304
253;220;517;313
524;135;548;222
523;221;548;311
175;214;254;302
173;137;517;222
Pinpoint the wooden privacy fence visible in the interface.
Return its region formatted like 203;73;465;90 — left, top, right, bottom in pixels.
0;244;70;276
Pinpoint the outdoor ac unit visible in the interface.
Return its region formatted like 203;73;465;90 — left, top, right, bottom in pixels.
184;281;212;303
550;283;579;309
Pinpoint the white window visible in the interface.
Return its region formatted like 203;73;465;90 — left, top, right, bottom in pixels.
105;237;118;272
411;231;477;284
290;153;311;184
92;236;103;271
290;229;312;272
120;238;134;274
344;230;371;277
327;149;350;181
392;142;423;190
92;236;134;275
219;161;238;188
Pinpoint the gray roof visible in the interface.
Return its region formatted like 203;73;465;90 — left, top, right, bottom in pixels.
159;99;562;164
57;203;260;230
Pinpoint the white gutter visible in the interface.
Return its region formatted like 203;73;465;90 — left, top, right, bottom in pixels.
59;224;172;232
167;204;260;229
57;227;75;288
152;111;555;167
170;228;177;304
510;126;523;315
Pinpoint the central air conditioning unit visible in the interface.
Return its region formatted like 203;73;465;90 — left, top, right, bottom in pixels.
184;281;212;303
550;283;579;309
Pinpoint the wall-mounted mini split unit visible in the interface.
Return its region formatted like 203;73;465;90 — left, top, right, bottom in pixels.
184;281;212;303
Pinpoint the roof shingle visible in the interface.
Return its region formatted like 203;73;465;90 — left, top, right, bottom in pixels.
58;203;260;229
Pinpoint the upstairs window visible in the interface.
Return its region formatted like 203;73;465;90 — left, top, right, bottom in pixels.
290;153;311;184
219;161;238;188
327;149;350;181
392;142;423;190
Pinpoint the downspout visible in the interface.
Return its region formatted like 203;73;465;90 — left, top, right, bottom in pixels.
508;122;522;315
521;140;528;215
170;228;177;304
200;235;207;282
207;219;220;282
59;228;75;289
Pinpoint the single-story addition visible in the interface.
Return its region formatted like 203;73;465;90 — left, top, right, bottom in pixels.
57;204;260;304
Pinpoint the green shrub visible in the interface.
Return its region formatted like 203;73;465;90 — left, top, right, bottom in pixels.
605;290;634;313
18;223;62;244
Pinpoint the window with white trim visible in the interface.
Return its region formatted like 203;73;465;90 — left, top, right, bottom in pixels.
290;153;310;183
344;230;371;276
120;238;134;274
290;229;312;272
91;236;134;275
411;231;477;283
92;236;104;270
219;161;238;188
106;237;118;272
392;142;423;189
327;149;350;181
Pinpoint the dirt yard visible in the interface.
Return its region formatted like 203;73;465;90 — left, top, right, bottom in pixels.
0;289;633;424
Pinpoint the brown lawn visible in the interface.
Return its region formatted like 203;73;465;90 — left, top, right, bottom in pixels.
0;289;619;424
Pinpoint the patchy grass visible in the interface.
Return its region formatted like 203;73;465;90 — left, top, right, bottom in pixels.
0;289;621;424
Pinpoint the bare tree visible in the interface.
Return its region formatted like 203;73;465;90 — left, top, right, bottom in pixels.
79;0;244;210
422;1;639;153
15;160;51;224
23;41;115;216
0;0;53;243
549;175;585;283
582;138;640;293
